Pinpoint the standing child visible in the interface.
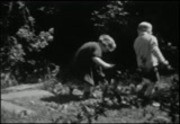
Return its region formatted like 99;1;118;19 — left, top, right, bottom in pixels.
133;21;170;105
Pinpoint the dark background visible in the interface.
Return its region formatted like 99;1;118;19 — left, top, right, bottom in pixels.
30;1;179;70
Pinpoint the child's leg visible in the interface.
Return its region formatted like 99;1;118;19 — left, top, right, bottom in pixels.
135;68;147;92
144;66;159;97
154;66;160;83
82;81;93;98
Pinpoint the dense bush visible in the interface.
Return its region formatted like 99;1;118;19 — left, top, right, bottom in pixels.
0;1;55;88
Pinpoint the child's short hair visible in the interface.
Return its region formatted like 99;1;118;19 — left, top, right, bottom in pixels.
98;34;116;52
138;21;152;32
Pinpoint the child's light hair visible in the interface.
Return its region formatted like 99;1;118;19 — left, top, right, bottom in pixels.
98;34;116;52
138;21;153;32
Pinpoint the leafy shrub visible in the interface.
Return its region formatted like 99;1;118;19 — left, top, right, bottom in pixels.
91;1;129;34
0;1;55;88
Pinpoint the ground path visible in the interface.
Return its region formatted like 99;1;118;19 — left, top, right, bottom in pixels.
1;83;54;116
1;81;174;123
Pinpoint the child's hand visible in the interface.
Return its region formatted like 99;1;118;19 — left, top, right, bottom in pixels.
160;60;169;69
166;64;174;72
159;62;174;75
110;64;116;68
163;60;169;65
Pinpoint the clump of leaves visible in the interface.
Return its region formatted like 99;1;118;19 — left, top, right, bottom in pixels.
16;25;54;52
91;1;129;33
1;72;18;89
0;1;55;87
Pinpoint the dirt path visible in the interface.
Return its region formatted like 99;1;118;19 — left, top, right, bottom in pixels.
0;82;176;123
1;83;54;117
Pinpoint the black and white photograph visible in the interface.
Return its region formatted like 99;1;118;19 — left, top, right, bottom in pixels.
1;1;179;123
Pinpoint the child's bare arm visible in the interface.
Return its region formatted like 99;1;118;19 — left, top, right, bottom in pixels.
151;37;169;65
92;57;115;69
